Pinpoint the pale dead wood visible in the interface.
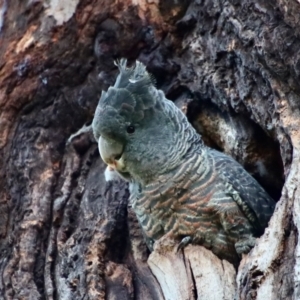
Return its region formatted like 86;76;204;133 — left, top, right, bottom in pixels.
148;242;237;300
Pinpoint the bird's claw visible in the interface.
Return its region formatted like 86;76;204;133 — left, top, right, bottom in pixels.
177;236;192;252
235;236;256;255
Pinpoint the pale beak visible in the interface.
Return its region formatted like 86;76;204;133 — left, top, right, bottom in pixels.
98;136;124;168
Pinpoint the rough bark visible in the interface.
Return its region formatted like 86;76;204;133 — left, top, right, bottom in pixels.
0;0;299;299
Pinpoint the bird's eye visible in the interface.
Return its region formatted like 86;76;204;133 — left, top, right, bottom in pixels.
127;125;135;134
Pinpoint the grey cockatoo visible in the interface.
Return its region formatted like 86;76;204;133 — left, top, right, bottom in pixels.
92;59;276;265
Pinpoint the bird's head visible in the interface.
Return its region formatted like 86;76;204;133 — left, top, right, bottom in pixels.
92;59;198;184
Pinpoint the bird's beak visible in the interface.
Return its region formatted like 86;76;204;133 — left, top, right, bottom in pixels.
98;136;124;169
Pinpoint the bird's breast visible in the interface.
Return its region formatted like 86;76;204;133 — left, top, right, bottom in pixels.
131;151;220;242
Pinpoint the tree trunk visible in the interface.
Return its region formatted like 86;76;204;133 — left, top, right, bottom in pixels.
0;0;299;299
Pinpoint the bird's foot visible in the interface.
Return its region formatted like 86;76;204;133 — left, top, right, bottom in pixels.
177;236;192;253
235;236;256;255
153;236;177;254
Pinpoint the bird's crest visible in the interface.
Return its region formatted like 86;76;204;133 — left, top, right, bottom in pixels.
98;59;159;123
113;58;155;92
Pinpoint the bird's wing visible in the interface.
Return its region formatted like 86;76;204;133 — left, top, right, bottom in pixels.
210;149;276;233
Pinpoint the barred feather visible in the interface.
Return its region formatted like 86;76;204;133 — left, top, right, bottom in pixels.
131;143;275;265
93;59;276;265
